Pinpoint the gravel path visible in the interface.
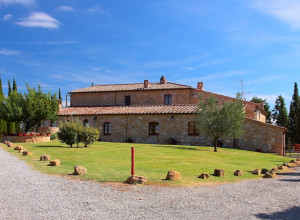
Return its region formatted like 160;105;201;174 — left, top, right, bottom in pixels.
0;147;299;220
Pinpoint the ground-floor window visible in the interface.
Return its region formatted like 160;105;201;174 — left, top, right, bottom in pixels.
103;122;111;135
83;119;89;127
188;121;199;135
149;122;159;135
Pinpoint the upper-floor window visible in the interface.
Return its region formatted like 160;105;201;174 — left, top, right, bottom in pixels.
83;119;89;127
125;95;131;106
164;94;172;105
188;121;199;136
149;122;159;135
103;122;111;135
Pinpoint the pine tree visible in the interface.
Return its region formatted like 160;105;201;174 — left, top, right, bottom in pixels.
250;97;272;123
8;79;11;96
58;88;62;104
272;95;289;128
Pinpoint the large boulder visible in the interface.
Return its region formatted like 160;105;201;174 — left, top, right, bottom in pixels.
198;173;210;179
14;146;22;151
214;169;224;177
125;175;147;184
290;159;296;164
49;159;60;166
252;169;261;175
7;142;14;148
263;170;276;178
40;155;51;161
234;170;243;176
23;151;32;156
19;147;25;153
73;166;87;175
261;168;269;174
165;170;182;181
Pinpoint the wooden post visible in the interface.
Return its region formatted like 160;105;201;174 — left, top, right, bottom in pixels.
131;147;135;176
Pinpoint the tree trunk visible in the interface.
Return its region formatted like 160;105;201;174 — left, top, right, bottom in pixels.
213;137;218;152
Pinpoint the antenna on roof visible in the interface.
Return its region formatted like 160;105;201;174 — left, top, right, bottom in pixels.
239;79;251;101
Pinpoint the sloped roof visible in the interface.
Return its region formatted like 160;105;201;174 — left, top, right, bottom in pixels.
58;105;197;116
69;82;193;93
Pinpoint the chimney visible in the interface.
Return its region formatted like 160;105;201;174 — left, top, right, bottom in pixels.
144;80;149;88
160;76;167;84
197;82;204;91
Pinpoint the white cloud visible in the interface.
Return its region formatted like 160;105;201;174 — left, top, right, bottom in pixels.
0;0;34;5
0;49;20;55
16;12;60;29
254;0;300;29
88;6;105;13
2;14;12;20
56;6;75;12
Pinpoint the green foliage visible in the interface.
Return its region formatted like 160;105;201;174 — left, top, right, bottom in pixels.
58;120;81;147
0;90;24;122
13;77;17;92
8;122;16;133
80;126;100;147
272;95;288;128
2;120;7;133
288;83;300;144
196;94;245;152
58;120;99;147
22;84;59;131
58;88;62;104
50;133;58;140
8;79;11;96
250;96;272;123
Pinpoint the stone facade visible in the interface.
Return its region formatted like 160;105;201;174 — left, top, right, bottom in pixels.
58;77;286;155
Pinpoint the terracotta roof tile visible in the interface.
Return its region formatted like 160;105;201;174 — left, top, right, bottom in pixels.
70;82;193;93
58;105;197;116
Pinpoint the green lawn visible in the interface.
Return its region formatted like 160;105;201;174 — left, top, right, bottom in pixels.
1;140;293;185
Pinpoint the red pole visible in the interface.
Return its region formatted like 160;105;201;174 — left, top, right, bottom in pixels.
131;147;135;176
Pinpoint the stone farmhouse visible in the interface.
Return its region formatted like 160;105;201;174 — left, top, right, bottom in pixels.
58;76;286;155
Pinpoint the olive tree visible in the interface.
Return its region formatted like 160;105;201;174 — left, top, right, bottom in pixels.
196;94;245;152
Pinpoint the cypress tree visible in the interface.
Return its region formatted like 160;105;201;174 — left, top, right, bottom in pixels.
288;83;300;143
59;88;62;104
2;120;7;133
13;77;17;91
272;95;289;128
8;79;11;96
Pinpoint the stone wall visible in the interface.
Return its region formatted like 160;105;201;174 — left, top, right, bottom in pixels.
70;89;194;107
58;113;285;154
38;127;59;134
3;136;50;143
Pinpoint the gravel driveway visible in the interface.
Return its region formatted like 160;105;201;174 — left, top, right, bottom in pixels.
0;147;299;220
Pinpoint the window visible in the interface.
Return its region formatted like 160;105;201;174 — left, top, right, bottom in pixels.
188;121;199;136
83;119;89;127
125;95;131;106
164;94;172;105
103;122;111;135
149;122;159;135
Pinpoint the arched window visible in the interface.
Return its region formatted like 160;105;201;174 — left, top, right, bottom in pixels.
83;119;89;127
188;121;199;136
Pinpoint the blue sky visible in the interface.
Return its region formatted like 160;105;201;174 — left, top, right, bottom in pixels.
0;0;300;108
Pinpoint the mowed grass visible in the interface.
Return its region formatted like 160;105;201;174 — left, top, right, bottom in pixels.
1;140;293;185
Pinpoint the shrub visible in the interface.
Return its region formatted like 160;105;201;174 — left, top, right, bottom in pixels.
79;127;100;147
58;120;100;147
58;120;81;147
50;133;58;140
125;137;134;143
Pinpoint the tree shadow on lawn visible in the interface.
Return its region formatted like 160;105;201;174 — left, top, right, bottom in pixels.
33;145;85;149
276;171;300;177
255;206;300;219
152;145;211;152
